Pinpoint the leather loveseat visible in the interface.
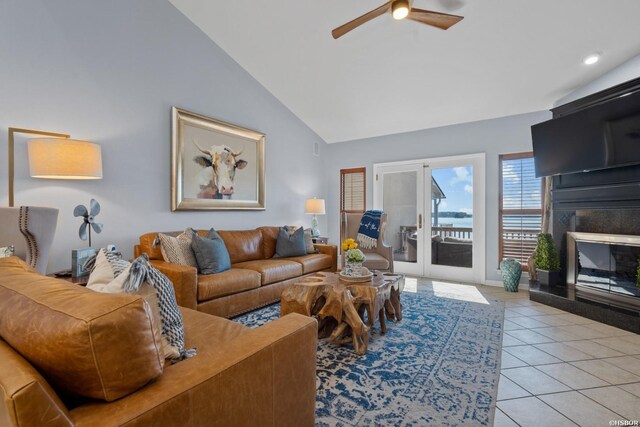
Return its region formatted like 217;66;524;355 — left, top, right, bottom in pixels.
0;257;317;427
135;227;338;318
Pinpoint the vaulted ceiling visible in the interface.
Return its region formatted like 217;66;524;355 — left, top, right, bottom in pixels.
169;0;640;143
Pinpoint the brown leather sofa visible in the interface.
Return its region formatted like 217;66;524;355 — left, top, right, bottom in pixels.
0;257;317;427
134;227;338;318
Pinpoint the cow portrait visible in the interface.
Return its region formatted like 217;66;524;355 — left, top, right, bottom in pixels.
192;140;248;199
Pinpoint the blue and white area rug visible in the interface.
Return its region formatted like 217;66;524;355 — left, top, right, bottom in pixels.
234;290;504;426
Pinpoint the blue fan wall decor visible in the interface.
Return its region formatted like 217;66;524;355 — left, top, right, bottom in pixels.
73;199;103;247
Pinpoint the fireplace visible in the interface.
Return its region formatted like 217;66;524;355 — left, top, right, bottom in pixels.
567;232;640;311
528;77;640;332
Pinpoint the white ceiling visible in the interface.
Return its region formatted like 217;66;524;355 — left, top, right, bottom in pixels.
169;0;640;143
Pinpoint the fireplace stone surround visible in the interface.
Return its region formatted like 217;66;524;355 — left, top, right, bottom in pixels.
528;76;640;332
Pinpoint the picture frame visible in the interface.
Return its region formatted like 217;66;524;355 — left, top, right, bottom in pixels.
171;107;266;211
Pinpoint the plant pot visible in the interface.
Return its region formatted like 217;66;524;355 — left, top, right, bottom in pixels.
344;261;363;277
500;258;522;292
537;269;561;286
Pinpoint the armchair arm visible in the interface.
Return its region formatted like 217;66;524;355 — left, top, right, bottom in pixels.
149;260;198;310
314;244;338;272
70;313;318;427
375;241;394;273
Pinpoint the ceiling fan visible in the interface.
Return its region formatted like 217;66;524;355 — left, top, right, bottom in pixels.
331;0;464;39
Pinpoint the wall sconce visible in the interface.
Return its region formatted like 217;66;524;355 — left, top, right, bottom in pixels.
7;127;103;207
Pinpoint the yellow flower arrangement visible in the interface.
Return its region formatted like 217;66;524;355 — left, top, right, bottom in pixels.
341;238;358;251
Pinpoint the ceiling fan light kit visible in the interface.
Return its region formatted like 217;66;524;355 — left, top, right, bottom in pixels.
331;0;464;39
392;0;410;20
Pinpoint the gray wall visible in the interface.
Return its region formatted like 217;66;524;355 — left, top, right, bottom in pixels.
325;111;551;283
0;0;327;273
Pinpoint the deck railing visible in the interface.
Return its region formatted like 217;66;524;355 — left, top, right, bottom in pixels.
432;226;473;240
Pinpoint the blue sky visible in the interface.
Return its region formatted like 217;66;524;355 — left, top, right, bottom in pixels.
431;167;473;215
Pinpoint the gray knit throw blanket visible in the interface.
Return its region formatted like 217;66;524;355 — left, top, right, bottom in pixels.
85;251;196;362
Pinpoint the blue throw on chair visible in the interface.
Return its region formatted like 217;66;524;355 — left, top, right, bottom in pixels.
357;210;383;249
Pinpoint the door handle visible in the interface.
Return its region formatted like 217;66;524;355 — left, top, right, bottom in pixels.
418;214;422;229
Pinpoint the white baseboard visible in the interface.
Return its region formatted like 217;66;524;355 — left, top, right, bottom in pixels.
484;279;530;290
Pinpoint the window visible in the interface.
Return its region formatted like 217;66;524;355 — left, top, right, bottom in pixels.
340;168;366;213
499;153;543;271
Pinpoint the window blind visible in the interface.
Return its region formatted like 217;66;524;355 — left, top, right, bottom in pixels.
499;153;542;270
340;168;365;213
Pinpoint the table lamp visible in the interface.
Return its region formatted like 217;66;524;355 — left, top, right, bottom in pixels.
304;197;325;238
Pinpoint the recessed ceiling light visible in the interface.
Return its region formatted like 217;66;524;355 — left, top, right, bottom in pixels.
583;53;601;65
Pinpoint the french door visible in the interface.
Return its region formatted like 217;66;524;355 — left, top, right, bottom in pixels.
374;154;485;284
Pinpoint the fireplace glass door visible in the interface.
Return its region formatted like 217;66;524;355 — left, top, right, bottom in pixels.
576;241;640;297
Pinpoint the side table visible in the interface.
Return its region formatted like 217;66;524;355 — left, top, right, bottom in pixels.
47;271;89;286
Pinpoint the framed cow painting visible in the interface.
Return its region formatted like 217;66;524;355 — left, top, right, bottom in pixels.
171;107;266;210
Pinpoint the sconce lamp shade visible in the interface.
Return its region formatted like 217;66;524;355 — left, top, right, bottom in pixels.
28;138;103;179
304;198;326;215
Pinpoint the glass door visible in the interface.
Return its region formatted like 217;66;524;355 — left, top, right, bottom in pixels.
375;154;485;284
426;156;484;284
374;163;425;276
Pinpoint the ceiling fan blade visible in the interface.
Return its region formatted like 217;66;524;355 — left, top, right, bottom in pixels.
332;1;392;39
73;204;88;218
407;8;463;30
90;198;101;217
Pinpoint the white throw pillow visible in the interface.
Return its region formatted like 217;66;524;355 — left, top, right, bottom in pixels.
158;229;197;267
0;246;15;258
86;251;174;359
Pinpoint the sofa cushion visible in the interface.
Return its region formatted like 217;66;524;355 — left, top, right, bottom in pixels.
191;229;231;274
233;260;303;285
198;268;262;301
363;253;390;270
218;230;264;264
304;229;318;254
0;256;35;273
444;236;472;244
257;226;279;259
0;260;163;402
139;232;165;260
285;253;333;274
274;226;307;258
158;229;198;267
182;308;249;349
0;339;73;427
87;250;191;361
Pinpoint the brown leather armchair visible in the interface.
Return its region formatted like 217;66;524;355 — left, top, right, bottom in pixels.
341;212;394;272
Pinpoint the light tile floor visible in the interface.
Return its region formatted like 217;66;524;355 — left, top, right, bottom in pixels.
469;284;640;427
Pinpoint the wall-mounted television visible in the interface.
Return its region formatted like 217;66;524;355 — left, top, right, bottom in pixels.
532;90;640;177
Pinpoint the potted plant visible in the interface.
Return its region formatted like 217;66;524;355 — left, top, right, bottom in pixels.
533;233;561;286
341;238;366;276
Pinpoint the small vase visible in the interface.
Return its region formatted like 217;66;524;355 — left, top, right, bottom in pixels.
500;258;522;292
344;261;363;277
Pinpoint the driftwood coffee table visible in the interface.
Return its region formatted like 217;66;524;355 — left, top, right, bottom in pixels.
280;271;404;355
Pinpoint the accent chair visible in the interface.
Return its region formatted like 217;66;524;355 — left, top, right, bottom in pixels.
0;206;58;274
341;212;394;272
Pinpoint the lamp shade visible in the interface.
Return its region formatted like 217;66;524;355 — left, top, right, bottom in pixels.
28;138;103;179
304;198;325;215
